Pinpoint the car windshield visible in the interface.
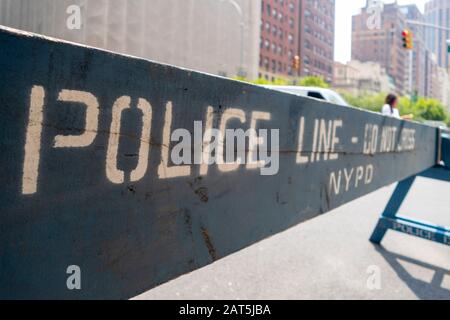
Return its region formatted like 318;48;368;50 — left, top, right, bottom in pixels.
325;91;349;107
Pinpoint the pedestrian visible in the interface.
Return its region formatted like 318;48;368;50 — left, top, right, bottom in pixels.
382;94;401;118
381;94;413;120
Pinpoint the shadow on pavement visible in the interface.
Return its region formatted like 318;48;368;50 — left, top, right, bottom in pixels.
373;245;450;300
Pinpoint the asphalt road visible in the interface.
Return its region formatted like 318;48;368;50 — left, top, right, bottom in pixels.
134;176;450;300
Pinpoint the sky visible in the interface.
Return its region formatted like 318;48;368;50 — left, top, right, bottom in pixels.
334;0;428;63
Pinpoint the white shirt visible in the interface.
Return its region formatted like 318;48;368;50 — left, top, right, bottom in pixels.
382;104;400;119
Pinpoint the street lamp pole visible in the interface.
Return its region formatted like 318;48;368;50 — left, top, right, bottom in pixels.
220;0;245;77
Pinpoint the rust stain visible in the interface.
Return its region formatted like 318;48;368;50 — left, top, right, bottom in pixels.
200;227;217;261
195;187;209;203
184;210;193;236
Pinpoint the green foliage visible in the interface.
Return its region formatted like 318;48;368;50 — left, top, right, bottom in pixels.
271;78;290;86
298;76;329;88
250;77;271;85
234;75;329;88
234;76;289;86
413;98;447;121
397;96;413;115
339;91;449;125
339;92;386;112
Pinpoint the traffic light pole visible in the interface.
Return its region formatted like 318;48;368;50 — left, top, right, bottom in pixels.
404;20;450;95
406;20;450;32
408;49;413;95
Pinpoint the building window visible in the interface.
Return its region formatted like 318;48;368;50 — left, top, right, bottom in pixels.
289;2;295;12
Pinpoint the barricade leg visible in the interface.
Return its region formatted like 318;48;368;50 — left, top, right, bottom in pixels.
370;176;416;244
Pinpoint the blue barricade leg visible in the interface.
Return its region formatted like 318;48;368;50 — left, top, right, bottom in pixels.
370;175;416;244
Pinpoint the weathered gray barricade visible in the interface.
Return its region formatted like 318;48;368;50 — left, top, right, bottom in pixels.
0;27;438;299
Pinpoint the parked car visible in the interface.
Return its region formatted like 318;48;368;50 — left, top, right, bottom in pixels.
262;85;350;107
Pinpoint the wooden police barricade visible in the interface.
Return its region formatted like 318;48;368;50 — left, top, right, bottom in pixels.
0;26;442;299
370;129;450;246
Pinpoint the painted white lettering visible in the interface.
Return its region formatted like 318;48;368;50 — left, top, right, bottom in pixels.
22;86;45;195
158;102;191;179
296;117;309;164
54;90;99;148
247;111;271;170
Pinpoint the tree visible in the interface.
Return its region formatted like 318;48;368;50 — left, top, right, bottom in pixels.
299;76;329;88
234;76;289;86
398;96;417;117
413;98;447;121
445;115;450;128
338;92;386;112
338;91;449;124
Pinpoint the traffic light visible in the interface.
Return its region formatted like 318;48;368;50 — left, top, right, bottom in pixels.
402;29;414;50
447;39;450;53
292;55;300;71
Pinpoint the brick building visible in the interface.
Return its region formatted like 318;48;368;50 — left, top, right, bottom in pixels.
298;0;335;83
352;2;408;95
259;0;300;81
